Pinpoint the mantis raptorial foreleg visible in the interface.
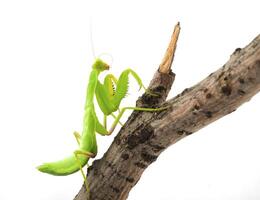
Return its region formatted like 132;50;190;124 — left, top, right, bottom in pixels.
95;67;168;136
104;74;117;96
108;106;168;135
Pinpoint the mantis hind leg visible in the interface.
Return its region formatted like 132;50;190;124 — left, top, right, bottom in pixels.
108;106;168;135
73;150;96;199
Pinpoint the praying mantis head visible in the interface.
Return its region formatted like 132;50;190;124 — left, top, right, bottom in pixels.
92;58;109;72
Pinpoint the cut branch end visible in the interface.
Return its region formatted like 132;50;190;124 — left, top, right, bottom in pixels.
159;22;181;74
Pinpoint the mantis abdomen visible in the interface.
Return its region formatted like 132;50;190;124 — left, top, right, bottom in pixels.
37;154;89;176
37;69;100;176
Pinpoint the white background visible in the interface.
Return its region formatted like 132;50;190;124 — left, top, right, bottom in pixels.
0;0;259;200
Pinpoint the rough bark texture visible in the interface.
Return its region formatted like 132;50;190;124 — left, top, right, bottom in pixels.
74;34;260;200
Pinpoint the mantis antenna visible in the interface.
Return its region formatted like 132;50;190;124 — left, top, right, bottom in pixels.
89;19;96;59
90;19;114;66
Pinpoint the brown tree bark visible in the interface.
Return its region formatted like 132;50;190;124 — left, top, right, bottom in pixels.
74;23;260;200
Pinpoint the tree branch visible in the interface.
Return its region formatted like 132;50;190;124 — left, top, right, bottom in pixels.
74;28;260;200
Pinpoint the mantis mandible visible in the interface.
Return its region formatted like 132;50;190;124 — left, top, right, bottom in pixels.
37;58;166;196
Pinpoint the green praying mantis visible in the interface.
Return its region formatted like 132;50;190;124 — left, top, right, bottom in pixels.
37;58;166;195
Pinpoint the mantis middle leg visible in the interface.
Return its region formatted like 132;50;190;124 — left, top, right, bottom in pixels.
108;106;168;135
96;69;164;135
103;113;124;129
111;113;123;126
